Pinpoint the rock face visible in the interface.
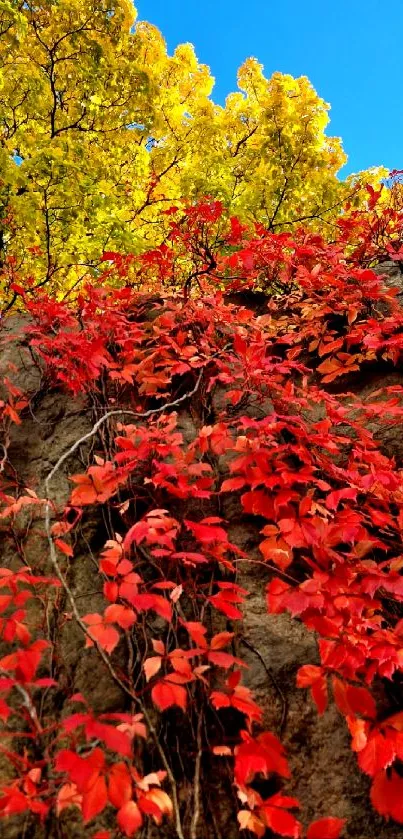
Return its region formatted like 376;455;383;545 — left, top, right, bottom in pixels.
1;302;403;839
375;259;403;300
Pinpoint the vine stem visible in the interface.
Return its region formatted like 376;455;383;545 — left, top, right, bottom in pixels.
239;637;288;735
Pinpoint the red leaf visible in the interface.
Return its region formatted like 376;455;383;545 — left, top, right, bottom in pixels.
131;594;172;622
55;748;81;775
297;664;328;713
266;578;290;614
70;464;120;506
104;581;118;602
87;721;132;757
261;803;301;838
332;678;376;720
35;677;57;688
221;477;246;492
382;711;403;731
169;655;193;677
0;698;10;721
210;690;231;710
266;793;300;809
208;592;243;620
163;671;192;685
104;604;136;630
117;800;143;836
62;713;89;732
82;774;108;822
56;747;105;792
184;519;228;543
208;651;246;668
259;538;292;570
228;669;242;689
296;665;323;687
108;762;132;809
82;614;120;654
234;731;290;786
151;679;187;711
346;716;368;752
210;631;234;650
311;676;328;715
4;404;21;424
171;551;208;565
325;488;357;511
241;490;273;515
371;769;403;822
54;538;73;557
307;817;346;838
358;732;395;776
102;252;120;262
182;621;208;648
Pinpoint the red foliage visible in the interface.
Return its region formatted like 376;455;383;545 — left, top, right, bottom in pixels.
1;187;403;834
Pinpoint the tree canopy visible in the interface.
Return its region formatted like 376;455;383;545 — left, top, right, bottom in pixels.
0;0;384;302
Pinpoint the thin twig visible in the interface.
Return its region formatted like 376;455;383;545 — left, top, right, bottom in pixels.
0;441;8;474
190;709;203;839
239;636;288;735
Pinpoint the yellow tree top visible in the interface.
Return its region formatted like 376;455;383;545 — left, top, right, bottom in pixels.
0;0;385;300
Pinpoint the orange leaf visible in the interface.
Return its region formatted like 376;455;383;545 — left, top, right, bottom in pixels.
143;656;162;682
56;782;82;815
259;537;292;570
140;789;172;823
54;538;74;557
238;809;265;837
212;745;232;756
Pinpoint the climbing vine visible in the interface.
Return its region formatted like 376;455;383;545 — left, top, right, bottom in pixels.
0;187;403;836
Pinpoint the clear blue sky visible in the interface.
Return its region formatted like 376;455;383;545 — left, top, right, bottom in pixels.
135;0;403;177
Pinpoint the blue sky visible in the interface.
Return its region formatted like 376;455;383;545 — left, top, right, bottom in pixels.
135;0;402;177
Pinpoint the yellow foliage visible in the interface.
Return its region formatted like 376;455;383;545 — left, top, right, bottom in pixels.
0;1;386;303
